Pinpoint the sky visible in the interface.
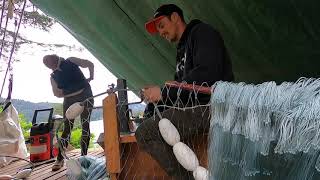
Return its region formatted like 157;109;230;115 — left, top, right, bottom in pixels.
0;18;138;106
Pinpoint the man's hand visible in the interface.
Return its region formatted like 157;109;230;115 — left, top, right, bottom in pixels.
142;85;162;103
87;77;94;82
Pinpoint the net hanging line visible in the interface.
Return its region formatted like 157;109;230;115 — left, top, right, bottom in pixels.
0;0;27;101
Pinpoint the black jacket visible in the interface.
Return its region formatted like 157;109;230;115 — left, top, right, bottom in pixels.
162;19;234;105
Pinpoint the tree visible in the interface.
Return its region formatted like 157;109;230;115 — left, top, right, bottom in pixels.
0;0;83;72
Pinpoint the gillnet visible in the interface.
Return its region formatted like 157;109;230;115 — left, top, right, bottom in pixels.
66;77;320;180
209;77;320;180
55;94;108;180
121;81;212;180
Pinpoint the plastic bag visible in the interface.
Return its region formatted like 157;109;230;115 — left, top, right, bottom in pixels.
0;103;28;167
66;155;108;180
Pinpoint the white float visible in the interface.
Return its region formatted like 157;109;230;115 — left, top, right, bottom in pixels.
193;166;209;180
158;118;209;180
66;102;84;119
159;118;180;146
173;142;199;171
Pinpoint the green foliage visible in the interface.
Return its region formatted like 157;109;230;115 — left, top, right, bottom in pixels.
19;113;32;139
69;128;95;149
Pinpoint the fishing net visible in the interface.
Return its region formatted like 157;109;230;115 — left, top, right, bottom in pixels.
209;77;320;180
56;99;94;161
56;79;141;180
60;77;320;180
110;81;212;180
55;98;109;180
126;78;320;180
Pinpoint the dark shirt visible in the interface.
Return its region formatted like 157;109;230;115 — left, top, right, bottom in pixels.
162;19;234;105
51;58;89;95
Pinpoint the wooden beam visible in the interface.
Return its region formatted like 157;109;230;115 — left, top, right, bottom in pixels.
103;93;120;179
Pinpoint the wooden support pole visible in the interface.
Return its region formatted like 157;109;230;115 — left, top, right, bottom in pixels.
103;93;120;180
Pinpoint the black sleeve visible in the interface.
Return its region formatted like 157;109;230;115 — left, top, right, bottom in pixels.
184;24;226;85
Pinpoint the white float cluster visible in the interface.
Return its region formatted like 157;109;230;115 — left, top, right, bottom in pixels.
158;118;209;180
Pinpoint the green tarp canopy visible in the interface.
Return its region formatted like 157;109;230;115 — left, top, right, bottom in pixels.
32;0;320;89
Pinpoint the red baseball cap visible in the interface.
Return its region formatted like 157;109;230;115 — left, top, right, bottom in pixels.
145;4;183;34
145;16;165;34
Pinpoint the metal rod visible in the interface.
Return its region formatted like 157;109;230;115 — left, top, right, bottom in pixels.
165;81;212;94
80;88;132;105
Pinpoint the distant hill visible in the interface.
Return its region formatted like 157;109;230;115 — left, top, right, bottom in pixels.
1;98;145;122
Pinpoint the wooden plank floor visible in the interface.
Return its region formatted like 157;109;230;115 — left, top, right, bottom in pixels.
0;148;105;180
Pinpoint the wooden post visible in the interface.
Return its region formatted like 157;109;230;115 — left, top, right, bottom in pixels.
103;93;120;180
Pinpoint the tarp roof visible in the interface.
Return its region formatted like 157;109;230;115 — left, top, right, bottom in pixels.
32;0;320;89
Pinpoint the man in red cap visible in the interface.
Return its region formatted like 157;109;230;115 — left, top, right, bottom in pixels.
136;4;234;179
